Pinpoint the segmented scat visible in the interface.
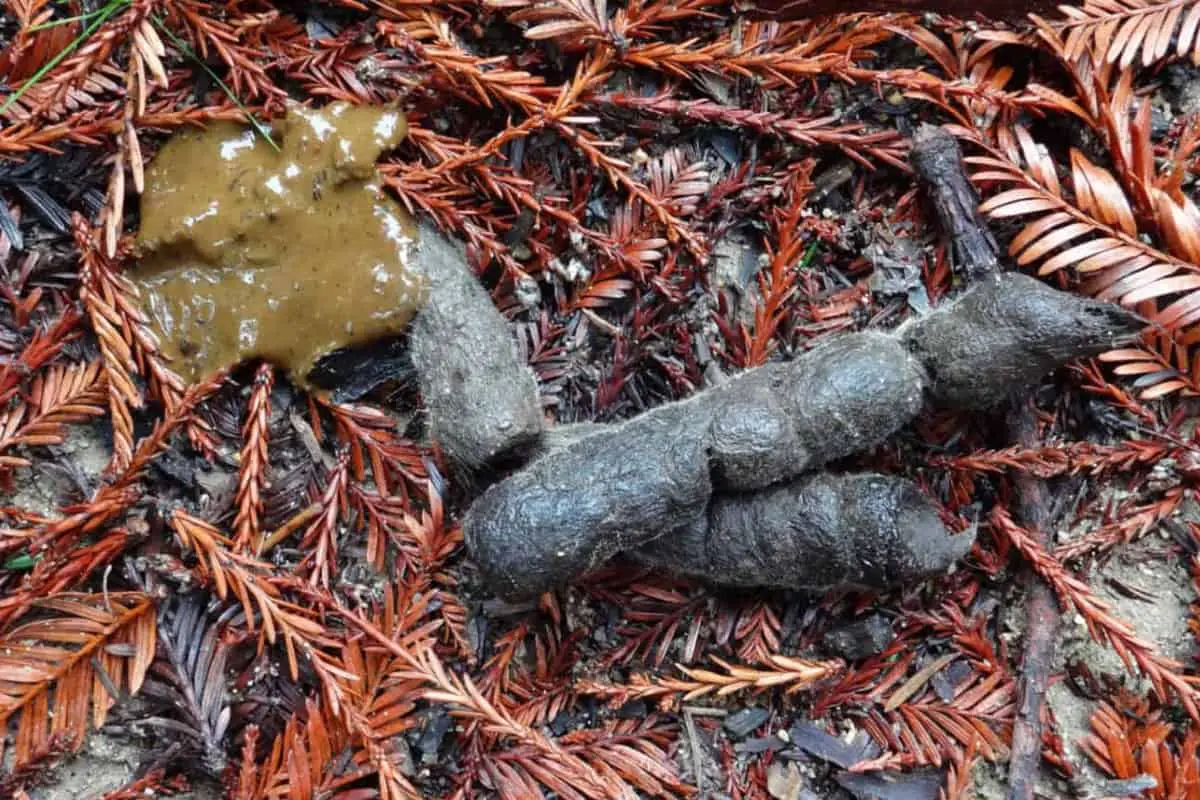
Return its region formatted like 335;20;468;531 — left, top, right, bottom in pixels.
408;221;544;484
464;333;927;599
633;472;974;591
703;332;926;491
462;273;1143;600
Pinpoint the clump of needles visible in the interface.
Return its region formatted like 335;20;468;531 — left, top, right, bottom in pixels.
4;0;1200;798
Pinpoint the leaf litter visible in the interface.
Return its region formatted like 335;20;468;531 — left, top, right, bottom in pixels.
2;0;1200;799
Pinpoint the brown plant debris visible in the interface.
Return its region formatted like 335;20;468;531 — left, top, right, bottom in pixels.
0;592;156;773
4;0;1200;797
1079;690;1200;799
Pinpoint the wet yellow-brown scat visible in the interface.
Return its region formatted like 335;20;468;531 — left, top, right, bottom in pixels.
131;101;427;386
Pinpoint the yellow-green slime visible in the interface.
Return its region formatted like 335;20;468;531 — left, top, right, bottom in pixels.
131;101;429;386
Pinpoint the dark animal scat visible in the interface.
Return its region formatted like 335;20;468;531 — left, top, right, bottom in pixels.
633;472;974;592
463;403;712;599
459;271;1143;600
706;332;927;491
463;331;930;599
407;222;544;485
899;272;1145;409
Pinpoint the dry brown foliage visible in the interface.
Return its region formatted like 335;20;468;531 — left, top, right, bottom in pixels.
1080;690;1200;799
0;593;155;772
2;0;1200;796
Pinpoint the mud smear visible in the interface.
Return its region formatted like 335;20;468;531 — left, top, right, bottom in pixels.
130;102;428;386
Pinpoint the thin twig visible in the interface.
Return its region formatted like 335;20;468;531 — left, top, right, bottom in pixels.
911;124;1061;799
1003;400;1061;800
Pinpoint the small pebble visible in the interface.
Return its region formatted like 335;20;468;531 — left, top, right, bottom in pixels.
767;761;810;800
514;274;541;309
414;707;452;765
549;710;580;736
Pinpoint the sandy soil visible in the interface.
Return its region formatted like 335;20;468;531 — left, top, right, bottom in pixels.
978;497;1197;800
23;732;220;800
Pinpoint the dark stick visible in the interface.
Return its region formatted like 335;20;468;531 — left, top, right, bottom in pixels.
1003;401;1060;800
909;126;1000;284
909;124;1059;800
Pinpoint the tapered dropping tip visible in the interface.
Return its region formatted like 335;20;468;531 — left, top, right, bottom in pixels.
902;272;1148;410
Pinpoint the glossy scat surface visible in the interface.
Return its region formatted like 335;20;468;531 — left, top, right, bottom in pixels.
131;102;427;385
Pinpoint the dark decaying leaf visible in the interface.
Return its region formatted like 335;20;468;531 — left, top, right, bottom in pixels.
307;333;415;404
16;184;72;235
0;147;107;237
836;769;946;800
129;595;233;778
0;200;22;251
786;721;881;769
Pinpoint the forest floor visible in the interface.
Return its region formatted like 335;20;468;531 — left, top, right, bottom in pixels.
4;0;1200;799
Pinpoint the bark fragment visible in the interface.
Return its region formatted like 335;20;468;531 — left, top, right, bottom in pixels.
909;125;1000;282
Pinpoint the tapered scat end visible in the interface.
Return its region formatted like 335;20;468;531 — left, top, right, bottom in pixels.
884;483;977;584
900;272;1147;410
408;221;545;482
790;474;977;592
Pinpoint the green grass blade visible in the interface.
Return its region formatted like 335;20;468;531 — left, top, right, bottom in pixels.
151;15;280;152
28;6;115;33
0;0;129;115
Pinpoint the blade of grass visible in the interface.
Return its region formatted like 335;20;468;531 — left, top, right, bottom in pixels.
798;241;820;269
0;0;130;115
3;551;42;571
150;15;279;151
28;6;116;32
